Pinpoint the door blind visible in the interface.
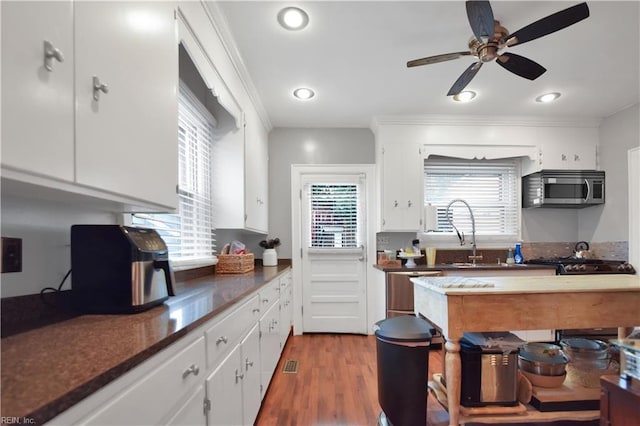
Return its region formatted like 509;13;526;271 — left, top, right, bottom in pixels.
133;81;216;262
309;184;360;248
424;159;519;236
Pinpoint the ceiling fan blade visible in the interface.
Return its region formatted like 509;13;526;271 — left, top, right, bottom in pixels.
466;1;495;42
447;62;483;96
407;52;472;68
496;52;546;80
504;2;589;47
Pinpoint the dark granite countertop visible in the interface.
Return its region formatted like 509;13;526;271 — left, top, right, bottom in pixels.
373;263;557;272
0;264;291;425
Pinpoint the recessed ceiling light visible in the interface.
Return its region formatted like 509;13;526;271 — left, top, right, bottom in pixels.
277;7;309;31
536;92;561;103
293;87;315;100
452;91;477;102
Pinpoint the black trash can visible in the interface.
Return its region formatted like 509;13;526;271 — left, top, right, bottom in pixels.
375;316;432;426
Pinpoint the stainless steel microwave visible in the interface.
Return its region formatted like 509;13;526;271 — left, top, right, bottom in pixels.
522;170;605;208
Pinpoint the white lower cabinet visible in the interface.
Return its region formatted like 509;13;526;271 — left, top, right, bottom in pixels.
240;323;262;425
47;270;292;426
279;274;293;350
205;344;243;426
259;301;281;398
166;384;207;426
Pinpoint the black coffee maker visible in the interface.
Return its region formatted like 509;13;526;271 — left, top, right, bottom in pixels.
71;225;176;313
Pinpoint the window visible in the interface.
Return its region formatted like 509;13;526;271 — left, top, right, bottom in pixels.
132;81;216;267
423;158;520;244
309;183;361;248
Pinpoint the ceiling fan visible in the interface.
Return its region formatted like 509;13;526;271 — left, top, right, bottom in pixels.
407;1;590;96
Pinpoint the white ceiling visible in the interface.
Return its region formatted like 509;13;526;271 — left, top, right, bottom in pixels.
214;1;639;128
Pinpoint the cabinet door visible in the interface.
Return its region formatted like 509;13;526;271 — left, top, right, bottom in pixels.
259;301;281;397
538;127;598;170
206;344;243;426
240;323;261;426
1;1;75;182
381;141;423;231
244;108;269;233
74;1;178;210
278;275;292;349
165;384;206;426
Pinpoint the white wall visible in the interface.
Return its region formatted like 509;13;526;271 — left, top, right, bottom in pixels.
0;195;117;297
580;104;640;242
268;128;375;258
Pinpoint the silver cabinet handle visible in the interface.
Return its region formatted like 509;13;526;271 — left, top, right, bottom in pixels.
215;336;228;345
182;364;200;379
44;40;64;71
262;298;269;304
408;200;412;207
245;358;254;370
92;76;109;101
252;308;260;314
394;200;398;207
235;369;244;383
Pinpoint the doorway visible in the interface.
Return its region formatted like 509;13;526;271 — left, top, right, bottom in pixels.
291;165;376;334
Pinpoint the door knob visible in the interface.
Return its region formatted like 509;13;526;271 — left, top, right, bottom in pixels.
93;76;109;101
44;40;64;71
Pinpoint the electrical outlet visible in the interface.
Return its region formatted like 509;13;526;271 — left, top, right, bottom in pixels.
1;237;23;273
376;235;390;248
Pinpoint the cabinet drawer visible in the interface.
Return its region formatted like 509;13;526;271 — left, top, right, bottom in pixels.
205;294;260;368
259;278;281;310
82;336;205;425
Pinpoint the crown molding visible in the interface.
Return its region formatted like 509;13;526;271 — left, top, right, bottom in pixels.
371;114;603;130
201;1;273;132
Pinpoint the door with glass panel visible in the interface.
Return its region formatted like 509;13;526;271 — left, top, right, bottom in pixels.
301;174;367;334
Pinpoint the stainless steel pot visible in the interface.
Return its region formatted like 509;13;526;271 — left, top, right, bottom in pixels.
560;338;608;360
518;354;568;376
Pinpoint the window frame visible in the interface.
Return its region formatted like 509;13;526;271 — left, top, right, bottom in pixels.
419;157;523;248
127;80;217;271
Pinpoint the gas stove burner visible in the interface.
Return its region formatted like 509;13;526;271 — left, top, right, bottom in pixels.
525;258;635;275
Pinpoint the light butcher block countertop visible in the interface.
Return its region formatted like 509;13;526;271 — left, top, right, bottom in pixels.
412;273;640;426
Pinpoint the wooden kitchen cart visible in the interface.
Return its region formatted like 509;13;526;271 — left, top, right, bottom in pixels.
600;375;640;425
412;274;640;426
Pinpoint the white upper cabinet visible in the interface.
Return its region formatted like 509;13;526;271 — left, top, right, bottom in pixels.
522;126;599;175
1;1;75;182
244;107;269;233
1;0;179;211
74;1;178;209
377;127;423;232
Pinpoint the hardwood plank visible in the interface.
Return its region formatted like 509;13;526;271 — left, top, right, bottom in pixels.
256;333;448;426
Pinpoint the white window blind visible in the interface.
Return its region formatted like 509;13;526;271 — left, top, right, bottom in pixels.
133;81;216;265
309;184;360;248
424;158;519;238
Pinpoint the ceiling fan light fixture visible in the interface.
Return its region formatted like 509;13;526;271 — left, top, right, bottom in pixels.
277;7;309;31
536;92;561;103
293;87;315;100
452;91;477;102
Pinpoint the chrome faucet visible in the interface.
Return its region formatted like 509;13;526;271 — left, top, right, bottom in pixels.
445;199;482;265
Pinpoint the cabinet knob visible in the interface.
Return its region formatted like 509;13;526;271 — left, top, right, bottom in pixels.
245;358;254;370
215;336;228;345
252;308;260;314
394;200;398;207
44;40;64;72
262;298;269;304
408;200;412;207
92;76;109;101
182;364;200;379
235;369;244;383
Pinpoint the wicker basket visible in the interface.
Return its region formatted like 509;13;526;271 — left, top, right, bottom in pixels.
216;253;255;274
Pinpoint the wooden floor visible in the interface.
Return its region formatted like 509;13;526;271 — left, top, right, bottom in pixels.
255;333;449;426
